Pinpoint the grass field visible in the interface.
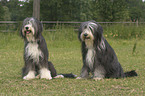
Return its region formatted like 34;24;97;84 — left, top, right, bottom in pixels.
0;26;145;95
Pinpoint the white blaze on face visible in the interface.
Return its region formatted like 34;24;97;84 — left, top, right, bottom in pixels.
22;18;36;42
80;22;98;42
24;24;35;35
80;29;94;42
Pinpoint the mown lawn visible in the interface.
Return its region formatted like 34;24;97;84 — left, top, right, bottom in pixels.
0;31;144;96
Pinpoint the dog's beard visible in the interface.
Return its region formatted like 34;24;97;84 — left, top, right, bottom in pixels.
26;33;35;42
22;24;35;42
85;39;94;49
80;29;94;48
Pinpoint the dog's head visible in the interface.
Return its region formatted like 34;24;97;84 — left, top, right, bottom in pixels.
78;20;103;45
20;17;43;42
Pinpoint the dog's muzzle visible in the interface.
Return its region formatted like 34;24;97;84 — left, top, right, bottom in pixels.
24;26;32;34
83;33;90;39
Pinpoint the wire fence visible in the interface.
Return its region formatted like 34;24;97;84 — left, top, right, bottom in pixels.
0;21;144;32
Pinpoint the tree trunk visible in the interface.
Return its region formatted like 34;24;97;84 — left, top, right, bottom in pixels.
33;0;40;20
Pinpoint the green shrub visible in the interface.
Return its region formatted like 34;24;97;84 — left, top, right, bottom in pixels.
103;23;145;39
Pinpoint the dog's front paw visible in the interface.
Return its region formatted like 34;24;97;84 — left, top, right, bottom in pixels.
93;77;103;81
40;68;52;80
23;75;35;80
23;71;35;80
76;77;84;79
54;75;64;79
40;75;52;80
40;72;52;80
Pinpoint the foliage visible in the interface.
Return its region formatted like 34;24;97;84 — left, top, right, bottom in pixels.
127;0;143;21
0;0;33;21
19;0;33;20
6;0;21;21
0;3;4;20
40;0;93;21
103;24;145;39
0;0;145;21
95;0;128;22
2;6;11;21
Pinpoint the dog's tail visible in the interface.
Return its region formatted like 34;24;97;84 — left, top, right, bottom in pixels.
54;73;77;79
124;70;137;77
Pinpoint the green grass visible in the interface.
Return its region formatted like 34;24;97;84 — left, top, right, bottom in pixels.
0;27;144;95
103;24;145;39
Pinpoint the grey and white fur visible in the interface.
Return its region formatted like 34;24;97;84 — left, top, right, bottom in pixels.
20;17;76;80
77;20;137;80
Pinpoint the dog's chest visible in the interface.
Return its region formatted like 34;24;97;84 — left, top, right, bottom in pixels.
25;42;43;63
86;48;95;70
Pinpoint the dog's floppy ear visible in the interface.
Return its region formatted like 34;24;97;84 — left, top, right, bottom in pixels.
33;18;43;39
87;20;103;43
37;20;43;33
39;21;43;33
78;22;88;41
78;23;83;41
20;17;30;38
94;23;103;44
20;22;26;38
20;27;25;38
35;18;43;33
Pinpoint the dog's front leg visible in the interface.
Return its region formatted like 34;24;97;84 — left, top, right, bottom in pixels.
76;65;89;79
48;61;57;77
93;65;105;81
40;68;52;80
22;63;36;80
23;70;36;80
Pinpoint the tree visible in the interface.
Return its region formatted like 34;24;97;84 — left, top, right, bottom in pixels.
33;0;40;20
141;1;145;21
0;0;145;22
3;6;11;21
95;0;128;22
4;0;33;21
0;0;8;6
0;3;4;20
127;0;144;21
40;0;93;21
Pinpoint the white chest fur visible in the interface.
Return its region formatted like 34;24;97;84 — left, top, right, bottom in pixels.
25;42;43;63
85;39;95;70
86;48;95;70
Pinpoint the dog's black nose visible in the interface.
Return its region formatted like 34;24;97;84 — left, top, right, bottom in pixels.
84;33;88;37
25;27;29;30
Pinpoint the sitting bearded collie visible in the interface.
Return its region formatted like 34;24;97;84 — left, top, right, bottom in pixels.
20;17;76;80
77;20;137;80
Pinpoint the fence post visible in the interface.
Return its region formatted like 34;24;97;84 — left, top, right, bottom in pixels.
33;0;40;20
136;18;138;27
